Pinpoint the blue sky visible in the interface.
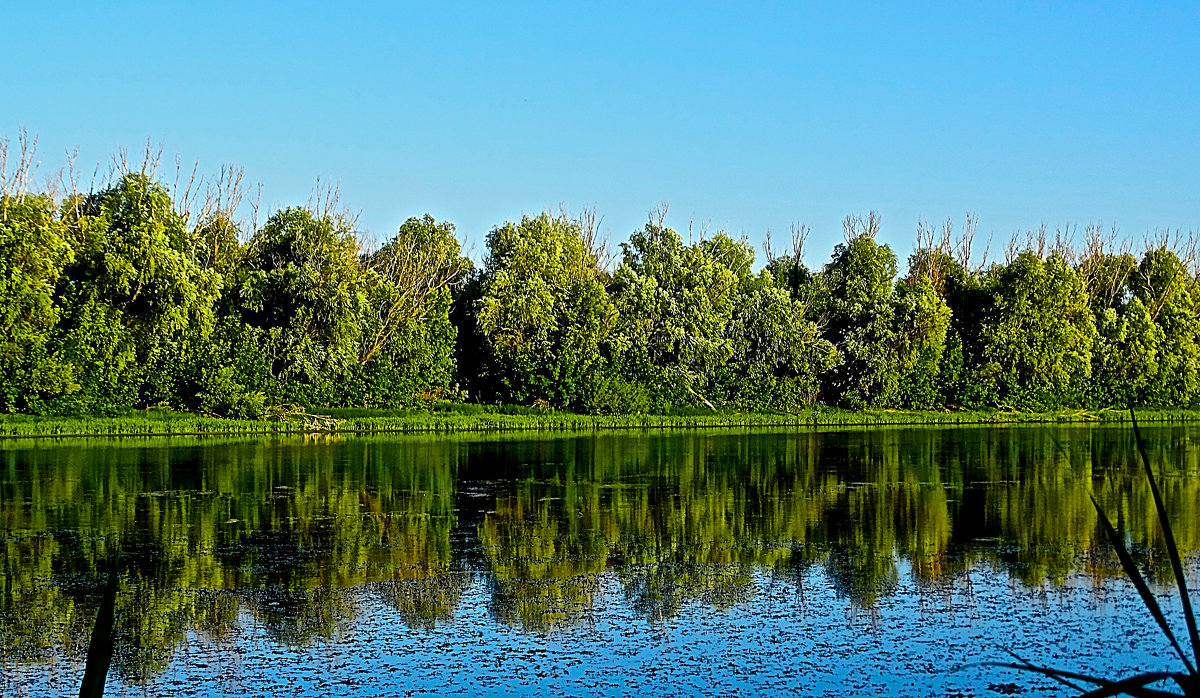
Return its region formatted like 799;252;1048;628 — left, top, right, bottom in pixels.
3;1;1197;266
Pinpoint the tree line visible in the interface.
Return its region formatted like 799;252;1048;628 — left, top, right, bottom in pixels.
2;151;1197;416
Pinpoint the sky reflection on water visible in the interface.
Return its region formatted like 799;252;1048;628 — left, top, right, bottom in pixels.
1;425;1197;695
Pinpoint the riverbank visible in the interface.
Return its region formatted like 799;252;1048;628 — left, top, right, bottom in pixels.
0;404;1196;439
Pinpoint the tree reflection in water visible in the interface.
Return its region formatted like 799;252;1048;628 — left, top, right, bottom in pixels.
0;424;1197;683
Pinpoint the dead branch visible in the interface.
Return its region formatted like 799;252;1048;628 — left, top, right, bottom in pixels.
790;222;810;261
307;178;360;232
577;205;613;271
650;201;669;229
844;211;881;241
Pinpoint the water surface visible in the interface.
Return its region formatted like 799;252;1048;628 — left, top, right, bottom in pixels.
1;424;1198;695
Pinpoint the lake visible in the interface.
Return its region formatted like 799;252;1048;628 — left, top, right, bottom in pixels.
1;424;1197;696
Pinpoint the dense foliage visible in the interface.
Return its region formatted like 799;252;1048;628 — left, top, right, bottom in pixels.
2;161;1198;415
0;171;468;417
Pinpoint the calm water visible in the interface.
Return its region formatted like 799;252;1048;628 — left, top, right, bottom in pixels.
1;425;1198;696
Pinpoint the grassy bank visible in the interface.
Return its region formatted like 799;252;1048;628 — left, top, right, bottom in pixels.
1;404;1198;439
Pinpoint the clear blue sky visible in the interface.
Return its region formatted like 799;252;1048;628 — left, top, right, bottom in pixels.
3;1;1197;266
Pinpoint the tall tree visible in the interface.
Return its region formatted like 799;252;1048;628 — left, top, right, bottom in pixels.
474;213;615;408
608;222;745;409
0;193;74;411
979;251;1097;408
1130;247;1200;406
349;214;470;406
722;279;839;410
892;276;951;408
51;173;221;414
232;207;367;404
812;214;904;408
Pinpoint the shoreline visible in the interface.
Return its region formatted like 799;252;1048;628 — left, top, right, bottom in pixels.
1;406;1197;440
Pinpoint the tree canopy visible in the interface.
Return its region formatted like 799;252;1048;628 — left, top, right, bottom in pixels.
0;154;1195;416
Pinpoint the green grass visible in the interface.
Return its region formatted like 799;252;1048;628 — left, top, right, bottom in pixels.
1;404;1198;439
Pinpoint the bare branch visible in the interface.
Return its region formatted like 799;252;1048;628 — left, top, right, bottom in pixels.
0;130;41;221
577;205;613;271
844;211;881;241
791;222;809;260
958;212;978;270
765;223;809;266
307;177;360;231
174;155;204;227
649;201;669;229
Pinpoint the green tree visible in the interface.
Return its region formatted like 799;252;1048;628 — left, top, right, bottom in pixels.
905;247;996;408
979;251;1097;408
474;213;616;408
348;215;470;406
1079;250;1158;406
721;282;839;410
608;222;747;409
50;174;221;414
811;215;903;408
892;276;951;408
1130;247;1200;406
0;193;74;411
192;211;244;278
1091;296;1163;405
232;207;368;404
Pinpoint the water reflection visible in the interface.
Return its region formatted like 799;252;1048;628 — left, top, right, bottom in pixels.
1;425;1198;683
